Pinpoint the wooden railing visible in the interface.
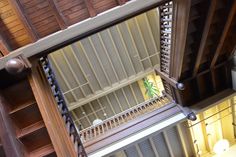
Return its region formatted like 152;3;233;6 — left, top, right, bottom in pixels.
159;1;173;97
40;57;87;157
160;1;173;75
79;95;170;143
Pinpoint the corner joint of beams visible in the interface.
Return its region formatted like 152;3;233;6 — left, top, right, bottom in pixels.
155;68;185;90
5;55;31;75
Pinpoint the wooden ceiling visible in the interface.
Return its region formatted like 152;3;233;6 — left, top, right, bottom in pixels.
158;0;236;106
0;0;130;51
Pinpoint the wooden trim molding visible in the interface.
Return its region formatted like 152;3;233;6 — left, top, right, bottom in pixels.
84;103;180;154
28;62;77;157
0;0;169;71
170;0;191;80
155;68;178;88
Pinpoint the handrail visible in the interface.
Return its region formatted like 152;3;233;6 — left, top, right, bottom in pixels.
159;1;173;97
80;95;170;143
40;57;87;157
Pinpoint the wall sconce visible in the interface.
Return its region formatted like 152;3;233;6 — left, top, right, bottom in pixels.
213;139;229;155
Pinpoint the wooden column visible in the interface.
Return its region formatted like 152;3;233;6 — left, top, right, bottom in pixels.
29;63;77;157
170;0;191;80
0;93;24;157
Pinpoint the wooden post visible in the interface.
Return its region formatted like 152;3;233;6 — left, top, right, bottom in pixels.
29;63;77;157
0;92;24;157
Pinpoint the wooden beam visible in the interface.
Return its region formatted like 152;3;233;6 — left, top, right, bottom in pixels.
7;0;38;41
0;34;10;56
170;0;191;80
155;68;178;88
210;1;236;68
192;0;217;76
29;63;77;157
47;0;68;29
117;0;127;5
0;0;169;71
0;92;24;157
84;0;97;17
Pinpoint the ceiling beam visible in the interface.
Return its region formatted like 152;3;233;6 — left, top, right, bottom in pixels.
0;34;10;56
69;69;155;110
0;0;169;71
170;0;191;80
117;0;127;5
47;0;68;29
84;0;97;17
210;1;236;68
7;0;38;41
192;0;217;76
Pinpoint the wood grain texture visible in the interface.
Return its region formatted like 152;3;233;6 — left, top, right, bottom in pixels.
29;62;77;157
18;0;61;38
0;0;32;49
192;0;216;76
0;92;24;157
170;0;191;80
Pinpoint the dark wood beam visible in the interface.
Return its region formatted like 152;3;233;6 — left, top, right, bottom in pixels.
117;0;127;5
84;103;179;154
155;68;178;88
7;0;38;42
192;0;217;76
0;92;24;157
47;0;68;29
210;1;236;68
29;64;77;157
84;0;97;17
170;0;191;80
0;0;169;71
0;34;10;56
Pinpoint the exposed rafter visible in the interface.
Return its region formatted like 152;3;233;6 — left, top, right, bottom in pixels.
0;0;169;71
7;0;38;41
84;0;97;17
192;0;216;76
170;0;191;80
47;0;68;29
210;1;236;68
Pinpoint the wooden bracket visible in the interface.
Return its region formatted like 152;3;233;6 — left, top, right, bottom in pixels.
155;68;179;89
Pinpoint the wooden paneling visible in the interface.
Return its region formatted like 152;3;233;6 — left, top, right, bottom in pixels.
0;92;24;157
55;0;90;25
91;0;118;14
18;0;61;38
29;63;77;157
0;0;131;50
0;0;32;49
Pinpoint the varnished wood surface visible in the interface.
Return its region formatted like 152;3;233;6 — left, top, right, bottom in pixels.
29;62;77;157
0;92;24;157
84;103;179;154
0;0;131;50
159;0;235;106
